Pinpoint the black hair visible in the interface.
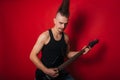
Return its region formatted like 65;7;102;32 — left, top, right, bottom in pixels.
57;0;70;18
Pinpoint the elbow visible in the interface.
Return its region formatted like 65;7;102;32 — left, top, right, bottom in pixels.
29;52;38;62
67;53;72;59
29;53;33;61
67;55;72;59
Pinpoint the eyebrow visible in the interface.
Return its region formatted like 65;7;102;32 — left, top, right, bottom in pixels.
59;22;68;24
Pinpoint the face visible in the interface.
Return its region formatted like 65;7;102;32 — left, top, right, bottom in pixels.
54;13;69;32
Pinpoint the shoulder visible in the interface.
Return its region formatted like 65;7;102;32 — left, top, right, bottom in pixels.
64;32;69;44
40;30;49;38
37;30;50;44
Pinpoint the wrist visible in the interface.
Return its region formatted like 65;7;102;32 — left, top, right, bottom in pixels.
42;67;48;74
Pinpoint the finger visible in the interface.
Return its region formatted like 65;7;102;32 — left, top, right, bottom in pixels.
82;45;87;49
56;73;59;76
52;73;59;78
55;70;58;72
55;70;59;74
53;68;58;71
55;73;59;77
83;47;90;54
53;68;59;72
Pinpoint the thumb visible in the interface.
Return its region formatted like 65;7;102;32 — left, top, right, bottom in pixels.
82;45;87;49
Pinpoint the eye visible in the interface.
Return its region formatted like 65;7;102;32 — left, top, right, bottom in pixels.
59;22;63;24
65;23;68;25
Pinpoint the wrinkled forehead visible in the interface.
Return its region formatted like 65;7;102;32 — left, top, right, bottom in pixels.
55;13;69;22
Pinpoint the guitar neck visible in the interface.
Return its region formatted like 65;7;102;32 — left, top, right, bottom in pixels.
58;48;86;71
58;39;99;71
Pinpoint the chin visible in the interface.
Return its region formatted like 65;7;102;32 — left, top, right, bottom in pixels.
59;29;64;32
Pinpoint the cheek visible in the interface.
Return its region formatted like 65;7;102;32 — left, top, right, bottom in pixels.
56;23;61;28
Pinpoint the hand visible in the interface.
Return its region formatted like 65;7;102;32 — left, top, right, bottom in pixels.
82;46;91;54
44;68;59;78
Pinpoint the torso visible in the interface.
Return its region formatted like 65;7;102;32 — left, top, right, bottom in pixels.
36;29;69;79
41;29;67;68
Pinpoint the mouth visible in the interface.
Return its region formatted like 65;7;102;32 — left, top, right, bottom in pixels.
59;28;64;31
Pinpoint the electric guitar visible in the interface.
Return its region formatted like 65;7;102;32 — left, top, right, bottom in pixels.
43;39;99;80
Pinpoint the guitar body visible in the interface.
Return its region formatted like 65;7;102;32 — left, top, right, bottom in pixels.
35;69;68;80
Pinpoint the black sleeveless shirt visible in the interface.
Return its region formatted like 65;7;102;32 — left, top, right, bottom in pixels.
41;29;67;68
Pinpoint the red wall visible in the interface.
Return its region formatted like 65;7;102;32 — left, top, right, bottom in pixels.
0;0;120;80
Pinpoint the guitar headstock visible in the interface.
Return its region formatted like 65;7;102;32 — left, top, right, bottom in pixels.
88;39;99;48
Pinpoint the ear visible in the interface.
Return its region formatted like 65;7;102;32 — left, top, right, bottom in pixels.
53;18;57;24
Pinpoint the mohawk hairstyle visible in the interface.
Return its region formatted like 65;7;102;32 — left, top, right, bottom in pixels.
57;0;70;18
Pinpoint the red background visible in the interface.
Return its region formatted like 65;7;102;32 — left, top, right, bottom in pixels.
0;0;120;80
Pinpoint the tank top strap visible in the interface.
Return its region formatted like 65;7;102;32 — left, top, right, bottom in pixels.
48;29;54;40
49;29;65;42
61;32;65;42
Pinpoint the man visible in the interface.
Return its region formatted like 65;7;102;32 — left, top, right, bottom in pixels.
30;0;90;80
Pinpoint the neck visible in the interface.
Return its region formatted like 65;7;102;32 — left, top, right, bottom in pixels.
52;27;62;35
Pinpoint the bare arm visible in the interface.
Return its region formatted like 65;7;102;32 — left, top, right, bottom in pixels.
29;31;58;77
30;32;48;72
64;34;90;59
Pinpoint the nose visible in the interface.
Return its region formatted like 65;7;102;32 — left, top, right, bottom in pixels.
61;24;66;28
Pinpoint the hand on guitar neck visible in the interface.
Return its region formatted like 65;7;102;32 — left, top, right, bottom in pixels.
81;39;99;55
82;45;91;55
58;39;99;71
